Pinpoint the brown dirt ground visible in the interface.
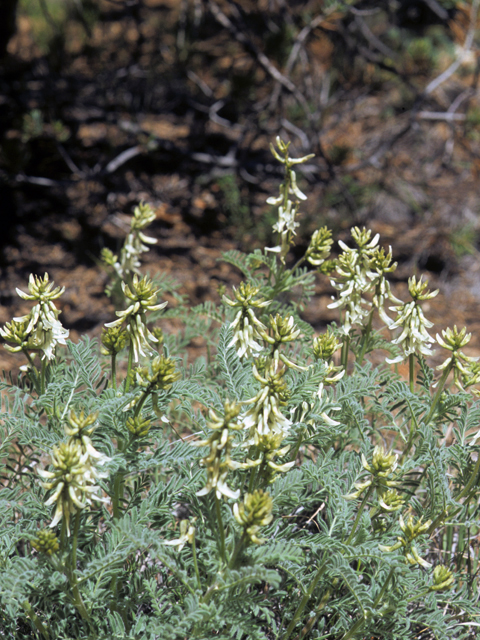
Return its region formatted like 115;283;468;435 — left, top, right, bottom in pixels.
2;1;480;376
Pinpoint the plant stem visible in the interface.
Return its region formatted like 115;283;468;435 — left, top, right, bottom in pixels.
125;344;134;393
23;600;50;640
111;354;117;391
409;353;415;393
345;486;374;545
228;532;247;570
373;567;394;607
424;364;453;425
215;494;227;565
457;453;480;501
112;472;124;519
191;531;201;588
341;335;350;371
23;349;41;394
356;310;373;366
290;428;305;464
280;559;328;640
68;512;91;623
339;614;366;640
40;357;47;395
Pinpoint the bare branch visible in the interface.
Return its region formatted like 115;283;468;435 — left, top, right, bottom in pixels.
206;0;312;119
425;0;479;95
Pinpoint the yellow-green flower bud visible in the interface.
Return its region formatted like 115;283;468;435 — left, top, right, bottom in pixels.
365;445;398;478
263;314;300;345
0;317;39;353
431;565;454;591
127;415;151;438
16;273;65;304
306;227;333;267
233;490;274;544
313;330;342;362
31;529;59;556
101;325;128;356
130;201;156;231
378;489;404;512
101;248;118;267
408;275;439;302
137;355;181;391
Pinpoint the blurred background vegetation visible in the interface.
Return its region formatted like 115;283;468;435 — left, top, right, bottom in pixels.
1;0;480;349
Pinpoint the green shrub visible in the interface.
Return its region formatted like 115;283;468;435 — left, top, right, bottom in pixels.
1;138;479;639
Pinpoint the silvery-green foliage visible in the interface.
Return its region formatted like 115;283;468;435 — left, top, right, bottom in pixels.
1;141;480;640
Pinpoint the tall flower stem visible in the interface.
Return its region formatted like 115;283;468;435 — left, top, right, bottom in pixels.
345;486;374;545
341;335;351;371
280;559;328;640
23;349;41;394
215;494;227;565
125;344;134;393
111;353;117;391
409;353;415;393
424;364;453;425
191;531;201;588
40;357;47;395
68;511;91;623
356;310;374;366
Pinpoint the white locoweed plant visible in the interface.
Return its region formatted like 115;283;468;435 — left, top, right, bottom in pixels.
1;139;480;640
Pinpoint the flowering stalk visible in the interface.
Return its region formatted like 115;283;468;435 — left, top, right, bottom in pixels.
266;137;314;266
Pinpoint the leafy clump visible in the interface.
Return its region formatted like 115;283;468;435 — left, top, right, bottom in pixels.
0;137;479;640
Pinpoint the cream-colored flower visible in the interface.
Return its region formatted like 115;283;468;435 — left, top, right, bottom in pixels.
39;440;109;535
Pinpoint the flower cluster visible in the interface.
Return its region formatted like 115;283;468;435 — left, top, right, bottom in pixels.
305;226;334;270
345;445;400;501
134;355;181;392
39;410;110;535
266;137;314;262
164;518;196;551
223;283;270;359
260;313;304;370
329;228;400;336
101;202;157;284
100;325;128;356
386;276;438;364
38;440;109;536
246;431;295;485
196;402;244;500
233;490;274;545
31;529;60;556
380;514;432;569
436;325;479;390
1;273;69;361
105;275;167;361
242;364;292;444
